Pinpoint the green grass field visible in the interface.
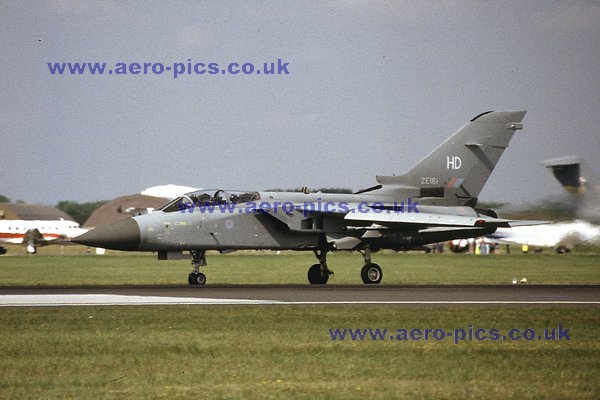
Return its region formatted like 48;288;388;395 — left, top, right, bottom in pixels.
0;249;598;398
0;246;598;285
0;306;598;399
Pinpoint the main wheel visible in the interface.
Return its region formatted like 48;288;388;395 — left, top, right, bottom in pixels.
361;263;382;284
308;264;329;285
188;272;206;285
196;272;207;285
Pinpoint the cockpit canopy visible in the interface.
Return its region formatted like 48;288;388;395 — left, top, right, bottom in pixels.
158;189;261;213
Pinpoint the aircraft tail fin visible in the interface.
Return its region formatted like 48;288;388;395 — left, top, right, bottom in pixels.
23;229;44;254
542;156;595;193
543;156;600;222
376;111;527;205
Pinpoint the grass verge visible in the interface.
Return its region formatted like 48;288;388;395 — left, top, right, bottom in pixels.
0;251;598;285
0;306;598;399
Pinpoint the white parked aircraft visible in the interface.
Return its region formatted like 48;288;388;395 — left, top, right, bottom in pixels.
0;219;87;254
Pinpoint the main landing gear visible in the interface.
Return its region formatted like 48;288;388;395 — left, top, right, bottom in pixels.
306;247;383;285
307;249;334;284
188;250;207;285
187;247;383;285
359;247;382;284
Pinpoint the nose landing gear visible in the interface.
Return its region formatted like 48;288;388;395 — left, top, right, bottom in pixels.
188;250;207;286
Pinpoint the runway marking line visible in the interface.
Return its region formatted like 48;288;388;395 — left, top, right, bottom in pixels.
0;295;599;307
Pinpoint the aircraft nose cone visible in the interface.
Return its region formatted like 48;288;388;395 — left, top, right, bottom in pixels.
73;218;141;251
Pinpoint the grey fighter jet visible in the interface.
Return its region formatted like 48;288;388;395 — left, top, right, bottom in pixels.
74;110;534;285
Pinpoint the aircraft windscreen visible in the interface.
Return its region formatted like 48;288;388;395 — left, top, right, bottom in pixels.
158;190;260;213
158;195;193;213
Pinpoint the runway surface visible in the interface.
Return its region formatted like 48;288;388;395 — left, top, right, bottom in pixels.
1;285;599;307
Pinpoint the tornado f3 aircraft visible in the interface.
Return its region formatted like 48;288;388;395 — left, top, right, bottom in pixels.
74;110;534;285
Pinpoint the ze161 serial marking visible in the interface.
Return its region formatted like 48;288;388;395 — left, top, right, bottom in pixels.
421;177;439;185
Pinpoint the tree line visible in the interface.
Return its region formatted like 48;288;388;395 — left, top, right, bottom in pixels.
1;195;107;225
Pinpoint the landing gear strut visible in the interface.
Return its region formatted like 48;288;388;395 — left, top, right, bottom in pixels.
359;247;382;284
307;249;334;284
188;250;207;285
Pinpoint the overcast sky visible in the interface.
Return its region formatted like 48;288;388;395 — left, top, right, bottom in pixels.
2;1;599;206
